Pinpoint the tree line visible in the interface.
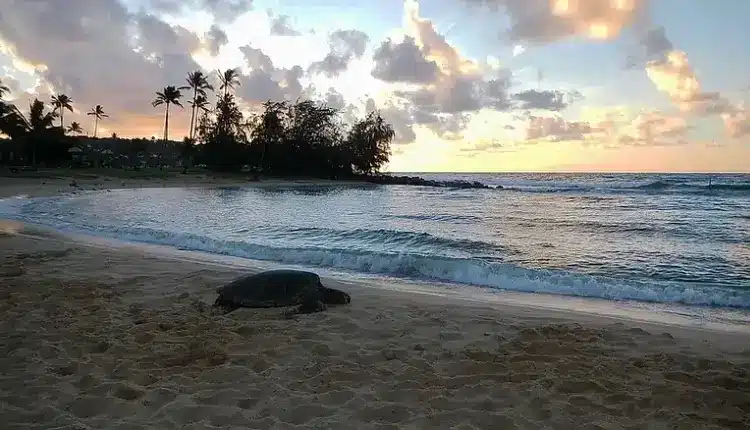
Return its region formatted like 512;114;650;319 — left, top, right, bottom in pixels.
0;69;395;177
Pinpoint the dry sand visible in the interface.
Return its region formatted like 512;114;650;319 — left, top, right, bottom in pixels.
1;176;750;429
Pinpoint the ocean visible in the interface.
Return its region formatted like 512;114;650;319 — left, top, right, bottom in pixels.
2;172;749;312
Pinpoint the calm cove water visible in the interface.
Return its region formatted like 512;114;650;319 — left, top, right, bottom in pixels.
1;173;749;312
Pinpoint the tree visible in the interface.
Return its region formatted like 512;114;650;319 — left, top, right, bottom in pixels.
250;100;288;173
196;92;248;171
217;68;241;97
152;86;183;142
187;93;211;139
188;94;211;116
87;105;108;138
345;111;394;175
51;94;74;132
282;99;342;175
182;71;213;140
0;79;10;100
67;122;83;135
7;99;60;165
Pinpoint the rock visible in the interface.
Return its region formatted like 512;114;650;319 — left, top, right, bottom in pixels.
361;174;492;189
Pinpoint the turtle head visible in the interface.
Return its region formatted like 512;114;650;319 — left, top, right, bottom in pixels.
321;286;351;305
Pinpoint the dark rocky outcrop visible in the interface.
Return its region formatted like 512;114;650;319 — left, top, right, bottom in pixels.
361;174;494;189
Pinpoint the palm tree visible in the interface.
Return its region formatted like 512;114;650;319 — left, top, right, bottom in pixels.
67;121;83;135
51;94;74;131
187;93;211;139
181;71;213;140
152;86;183;142
22;99;58;132
217;68;241;97
87;105;108;138
13;99;58;164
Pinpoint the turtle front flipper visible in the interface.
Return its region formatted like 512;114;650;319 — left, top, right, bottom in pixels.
297;300;327;314
294;287;327;314
213;294;240;314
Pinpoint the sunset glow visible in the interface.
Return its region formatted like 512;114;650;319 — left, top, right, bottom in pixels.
0;0;747;172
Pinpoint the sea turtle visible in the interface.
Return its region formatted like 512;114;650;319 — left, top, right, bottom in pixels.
213;269;351;314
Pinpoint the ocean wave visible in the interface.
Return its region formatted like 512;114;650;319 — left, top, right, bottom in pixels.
274;226;499;252
495;179;750;195
6;218;749;308
383;213;482;223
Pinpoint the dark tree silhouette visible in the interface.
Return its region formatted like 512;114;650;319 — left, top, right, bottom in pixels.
188;94;211;116
182;71;213;140
0;68;397;178
67;121;83;135
195;95;394;178
152;86;183;143
218;68;241;97
87;105;108;138
0;99;62;165
250;100;287;173
51;94;73;132
344;111;394;174
196;92;248;171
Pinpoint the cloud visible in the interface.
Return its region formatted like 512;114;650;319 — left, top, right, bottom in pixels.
722;104;750;138
460;0;745;151
147;0;254;22
373;0;516;134
371;36;439;84
512;89;581;111
645;50;727;114
308;29;370;77
268;13;301;37
459;138;507;153
204;25;228;56
520;108;691;148
625;110;689;146
0;0;311;138
626;26;673;68
365;97;417;145
462;0;647;44
0;76;21;96
0;0;202;119
525;115;593;142
237;44;305;104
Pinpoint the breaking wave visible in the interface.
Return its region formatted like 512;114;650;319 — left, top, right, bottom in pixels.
498;180;750;195
3;212;748;309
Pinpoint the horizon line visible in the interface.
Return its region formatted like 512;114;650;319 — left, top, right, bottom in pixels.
386;171;750;175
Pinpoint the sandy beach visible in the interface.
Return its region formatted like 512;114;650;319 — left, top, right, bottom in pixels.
1;177;750;429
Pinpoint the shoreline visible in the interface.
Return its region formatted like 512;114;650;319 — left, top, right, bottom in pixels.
1;176;749;331
1;223;749;428
21;222;750;338
5;214;750;332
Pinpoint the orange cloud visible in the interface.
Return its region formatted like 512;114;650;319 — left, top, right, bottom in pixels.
549;0;642;40
521;107;690;147
645;50;725;114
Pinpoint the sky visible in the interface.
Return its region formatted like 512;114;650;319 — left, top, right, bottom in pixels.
0;0;748;172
